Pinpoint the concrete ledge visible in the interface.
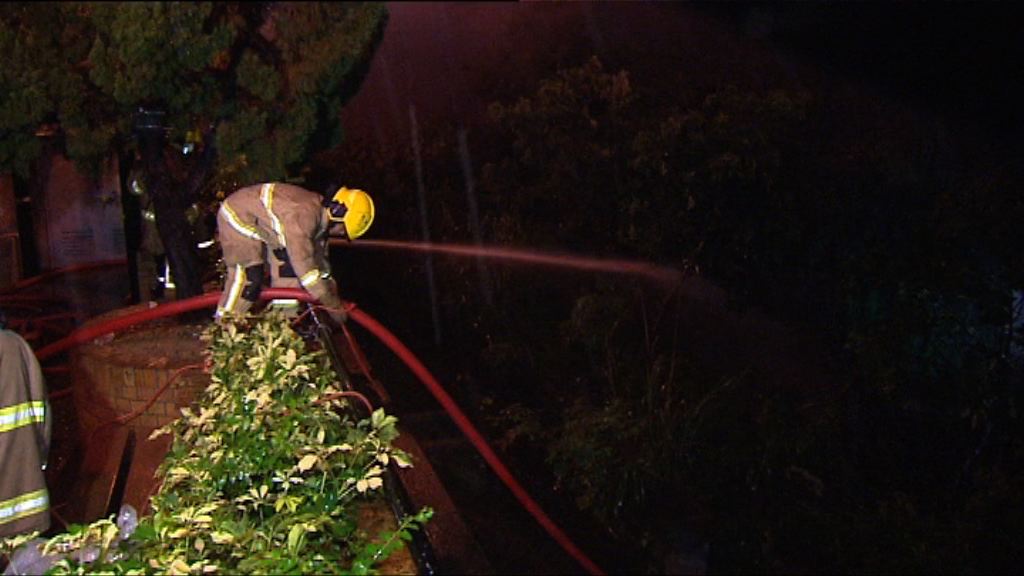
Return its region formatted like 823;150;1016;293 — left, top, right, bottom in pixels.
394;428;493;574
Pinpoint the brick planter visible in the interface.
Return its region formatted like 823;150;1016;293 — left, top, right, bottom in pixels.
67;305;210;520
71;306;209;432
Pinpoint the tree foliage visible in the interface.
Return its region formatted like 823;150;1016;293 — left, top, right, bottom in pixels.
0;2;387;296
1;1;386;183
325;55;1022;573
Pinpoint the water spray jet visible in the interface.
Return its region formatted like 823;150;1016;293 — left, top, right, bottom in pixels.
331;238;682;286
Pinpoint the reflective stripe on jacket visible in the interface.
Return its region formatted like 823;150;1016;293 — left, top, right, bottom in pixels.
217;183;339;308
0;329;51;537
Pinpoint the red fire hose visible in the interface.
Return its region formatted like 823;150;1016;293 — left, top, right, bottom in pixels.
33;289;604;575
348;306;605;575
35;291;222;362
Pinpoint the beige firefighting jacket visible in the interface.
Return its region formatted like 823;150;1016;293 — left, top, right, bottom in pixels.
0;328;51;538
218;183;340;308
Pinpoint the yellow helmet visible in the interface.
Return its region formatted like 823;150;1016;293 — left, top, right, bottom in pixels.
327;187;375;239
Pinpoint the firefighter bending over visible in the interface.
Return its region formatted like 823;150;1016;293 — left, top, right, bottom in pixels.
0;310;51;539
214;183;374;325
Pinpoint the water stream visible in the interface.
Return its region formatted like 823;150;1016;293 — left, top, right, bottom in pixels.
331;238;683;287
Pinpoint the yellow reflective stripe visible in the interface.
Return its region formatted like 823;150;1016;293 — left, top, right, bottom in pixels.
218;264;247;317
299;269;321;288
269;299;300;307
260;183;287;248
220;202;261;241
0;401;45;433
0;489;48;526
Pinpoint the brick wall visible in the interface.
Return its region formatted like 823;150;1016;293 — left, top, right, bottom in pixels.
71;321;209;433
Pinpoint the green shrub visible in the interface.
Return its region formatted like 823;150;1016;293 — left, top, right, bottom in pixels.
2;313;430;575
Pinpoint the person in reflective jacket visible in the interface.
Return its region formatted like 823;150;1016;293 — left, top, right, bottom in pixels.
0;310;51;538
214;183;374;324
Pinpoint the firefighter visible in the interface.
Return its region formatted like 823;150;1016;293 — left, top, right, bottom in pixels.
127;167;167;301
0;309;51;539
214;183;374;325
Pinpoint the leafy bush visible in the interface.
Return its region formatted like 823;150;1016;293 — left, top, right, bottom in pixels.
2;313;430;575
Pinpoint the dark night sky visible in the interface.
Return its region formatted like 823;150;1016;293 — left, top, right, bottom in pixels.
340;2;1023;155
703;2;1024;140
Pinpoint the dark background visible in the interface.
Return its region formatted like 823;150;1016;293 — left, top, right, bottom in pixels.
318;3;1023;574
340;2;1024;152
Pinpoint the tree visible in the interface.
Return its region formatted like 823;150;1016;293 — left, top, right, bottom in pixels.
0;2;388;298
331;54;1022;572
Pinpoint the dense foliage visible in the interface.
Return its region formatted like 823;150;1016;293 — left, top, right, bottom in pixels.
0;314;429;574
325;56;1023;572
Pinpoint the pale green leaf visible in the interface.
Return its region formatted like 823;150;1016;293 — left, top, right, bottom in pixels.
297;454;319;472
